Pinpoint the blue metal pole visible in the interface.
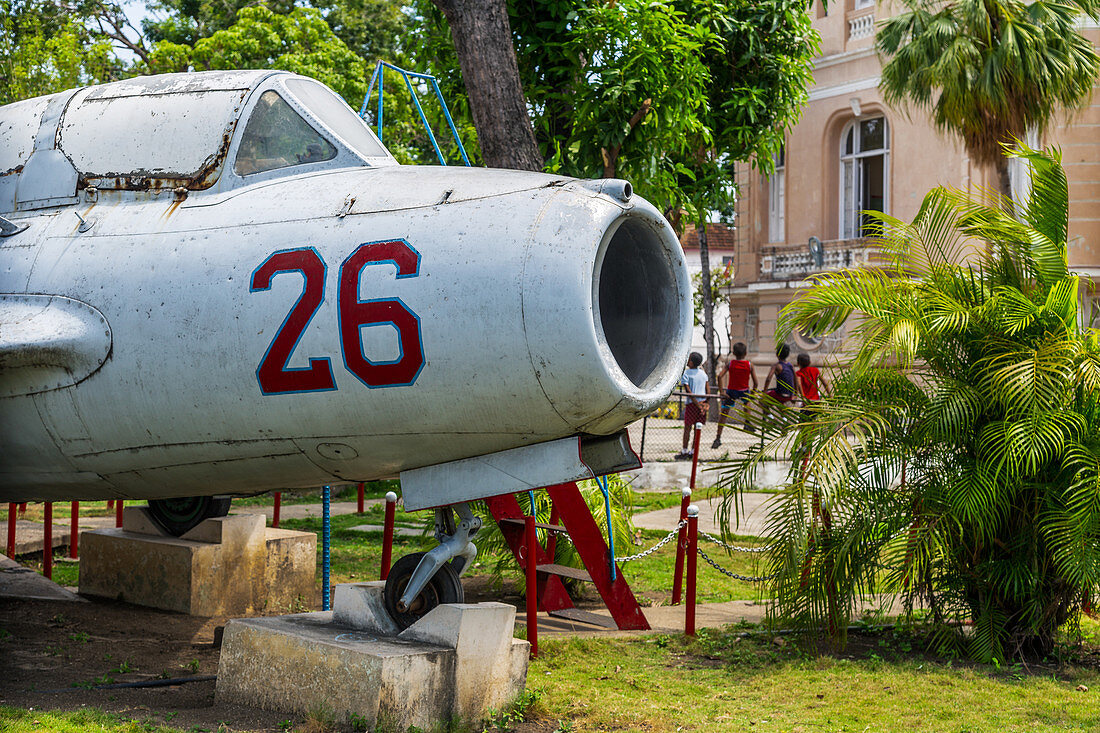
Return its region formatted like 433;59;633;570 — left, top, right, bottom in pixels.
322;485;331;611
429;77;471;166
597;475;616;581
397;69;447;165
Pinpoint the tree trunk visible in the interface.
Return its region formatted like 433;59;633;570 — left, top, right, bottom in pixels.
995;157;1013;203
431;0;543;171
699;224;717;386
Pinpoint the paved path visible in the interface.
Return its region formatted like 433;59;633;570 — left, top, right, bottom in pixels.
0;554;84;601
632;492;777;538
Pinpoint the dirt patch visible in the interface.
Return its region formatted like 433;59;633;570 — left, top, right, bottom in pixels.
0;577;551;731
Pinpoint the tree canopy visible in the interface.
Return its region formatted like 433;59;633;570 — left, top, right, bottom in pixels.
877;0;1100;196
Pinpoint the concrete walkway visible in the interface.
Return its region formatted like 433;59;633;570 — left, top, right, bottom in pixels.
633;492;777;538
0;554;84;601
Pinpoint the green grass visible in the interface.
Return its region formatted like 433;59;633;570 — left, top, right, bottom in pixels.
0;707;186;732
526;629;1100;732
231;479;397;507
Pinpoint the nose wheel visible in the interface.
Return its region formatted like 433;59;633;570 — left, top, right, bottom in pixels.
383;552;464;629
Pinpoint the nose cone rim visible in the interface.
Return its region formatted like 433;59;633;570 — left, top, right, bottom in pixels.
591;206;693;412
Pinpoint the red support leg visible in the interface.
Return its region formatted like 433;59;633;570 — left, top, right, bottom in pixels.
273;492;281;528
18;503;26;517
6;503;16;557
380;491;396;580
114;499;123;528
685;505;699;636
69;501;79;559
43;502;53;580
357;482;365;514
546;482;650;630
525;514;538;658
485;494;574;613
671;487;692;605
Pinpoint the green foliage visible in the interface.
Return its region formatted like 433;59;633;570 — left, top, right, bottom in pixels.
692;261;734;327
413;0;818;226
718;147;1100;661
149;6;371;105
877;0;1100;179
0;0;122;106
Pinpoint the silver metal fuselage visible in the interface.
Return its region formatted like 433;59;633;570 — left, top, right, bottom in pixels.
0;72;692;503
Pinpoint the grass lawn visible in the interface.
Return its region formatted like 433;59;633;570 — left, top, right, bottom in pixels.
6;626;1100;732
523;627;1100;732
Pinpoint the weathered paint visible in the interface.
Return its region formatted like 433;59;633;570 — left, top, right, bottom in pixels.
0;71;692;504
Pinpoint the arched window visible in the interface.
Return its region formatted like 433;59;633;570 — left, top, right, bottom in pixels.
840;116;888;239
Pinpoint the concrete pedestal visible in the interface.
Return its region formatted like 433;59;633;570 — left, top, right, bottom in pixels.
79;507;315;615
216;582;530;730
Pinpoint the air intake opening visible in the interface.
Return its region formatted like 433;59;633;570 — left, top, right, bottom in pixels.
596;216;683;389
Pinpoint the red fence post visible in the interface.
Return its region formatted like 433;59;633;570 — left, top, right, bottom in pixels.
18;503;26;517
6;503;16;557
114;499;123;528
43;502;53;580
380;491;397;580
107;500;114;511
357;482;365;514
525;514;538;658
272;492;282;528
69;501;79;559
671;487;692;605
685;505;699;636
689;422;702;490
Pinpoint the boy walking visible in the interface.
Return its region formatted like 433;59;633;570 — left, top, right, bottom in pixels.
796;353;830;411
678;352;708;459
712;342;757;448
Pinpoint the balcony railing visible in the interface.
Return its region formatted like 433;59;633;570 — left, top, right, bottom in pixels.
759;238;875;281
847;8;875;41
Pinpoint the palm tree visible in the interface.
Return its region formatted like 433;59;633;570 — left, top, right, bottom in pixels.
717;147;1100;661
877;0;1100;198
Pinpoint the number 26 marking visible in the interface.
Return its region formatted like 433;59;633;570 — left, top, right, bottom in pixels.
250;240;425;395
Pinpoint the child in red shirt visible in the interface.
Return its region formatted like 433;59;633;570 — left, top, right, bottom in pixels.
796;353;830;411
712;342;757;448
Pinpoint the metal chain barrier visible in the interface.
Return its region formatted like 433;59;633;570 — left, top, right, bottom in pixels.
618;520;687;563
699;530;774;554
697;546;777;583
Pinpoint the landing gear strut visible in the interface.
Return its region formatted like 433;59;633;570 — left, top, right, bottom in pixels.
383;502;480;629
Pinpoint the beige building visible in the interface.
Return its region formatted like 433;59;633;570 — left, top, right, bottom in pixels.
727;3;1100;362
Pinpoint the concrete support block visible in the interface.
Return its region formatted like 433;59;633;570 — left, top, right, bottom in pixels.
80;509;315;616
216;583;530;729
401;602;529;719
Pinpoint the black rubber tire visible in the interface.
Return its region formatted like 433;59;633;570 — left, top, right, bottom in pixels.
146;496;232;536
383;552;464;630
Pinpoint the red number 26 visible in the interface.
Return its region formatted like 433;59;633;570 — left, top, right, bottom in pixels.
250;240;424;394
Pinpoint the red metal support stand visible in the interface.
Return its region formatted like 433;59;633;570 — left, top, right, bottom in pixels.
18;503;26;517
107;500;114;511
69;501;79;559
525;514;538;658
380;491;397;580
685;505;699;636
43;502;53;580
689;422;702;490
671;487;692;605
114;499;123;528
6;503;16;557
272;492;281;528
357;482;365;514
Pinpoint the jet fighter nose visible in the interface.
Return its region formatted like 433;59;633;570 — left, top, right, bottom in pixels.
521;191;692;434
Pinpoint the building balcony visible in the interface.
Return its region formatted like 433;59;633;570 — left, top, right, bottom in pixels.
846;7;875;43
759;238;875;281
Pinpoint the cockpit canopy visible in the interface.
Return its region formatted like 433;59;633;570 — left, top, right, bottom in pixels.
0;70;395;213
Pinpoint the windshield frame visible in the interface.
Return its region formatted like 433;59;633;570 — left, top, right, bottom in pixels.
223;73;397;190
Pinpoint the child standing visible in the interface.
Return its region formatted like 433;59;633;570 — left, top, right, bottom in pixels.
796;353;830;411
712;342;757;448
763;344;796;405
678;352;708;459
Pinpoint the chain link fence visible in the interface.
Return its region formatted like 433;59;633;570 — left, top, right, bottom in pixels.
631;391;763;463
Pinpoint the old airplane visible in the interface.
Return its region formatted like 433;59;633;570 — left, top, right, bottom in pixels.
0;70;692;625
